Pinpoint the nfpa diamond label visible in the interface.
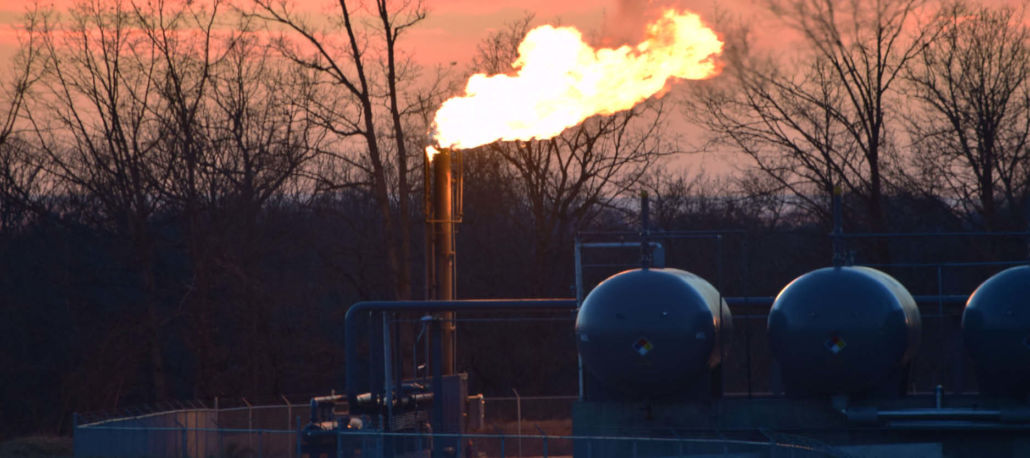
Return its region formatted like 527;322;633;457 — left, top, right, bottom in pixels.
825;335;846;354
633;337;654;356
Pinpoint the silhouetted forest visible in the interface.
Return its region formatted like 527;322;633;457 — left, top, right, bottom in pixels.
1;0;1029;439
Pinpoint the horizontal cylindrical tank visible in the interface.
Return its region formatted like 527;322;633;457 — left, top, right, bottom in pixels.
962;265;1030;397
768;266;921;396
575;268;732;399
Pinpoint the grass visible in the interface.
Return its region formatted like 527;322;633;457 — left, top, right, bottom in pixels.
0;436;73;458
467;419;574;457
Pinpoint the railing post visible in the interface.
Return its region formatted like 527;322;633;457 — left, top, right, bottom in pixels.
500;434;505;458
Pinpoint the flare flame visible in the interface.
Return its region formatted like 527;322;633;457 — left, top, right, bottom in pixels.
428;9;723;154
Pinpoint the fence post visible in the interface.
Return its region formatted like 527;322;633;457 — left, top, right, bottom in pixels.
500;434;505;458
280;395;292;430
72;413;79;457
295;416;302;458
937;263;945;390
379;428;384;457
574;237;585;402
335;427;342;458
243;397;253;450
181;425;188;458
535;424;547;458
258;430;263;458
145;418;150;457
193;410;199;458
513;389;522;458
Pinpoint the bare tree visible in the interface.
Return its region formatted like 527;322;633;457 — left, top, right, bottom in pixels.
0;9;46;148
28;0;172;401
203;24;326;395
690;0;934;240
691;53;861;222
904;1;1030;229
0;7;49;232
248;0;427;300
119;0;325;396
644;168;786;232
133;0;229;398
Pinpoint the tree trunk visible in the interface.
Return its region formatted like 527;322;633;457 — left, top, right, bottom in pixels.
385;32;412;300
867;147;890;264
136;229;167;401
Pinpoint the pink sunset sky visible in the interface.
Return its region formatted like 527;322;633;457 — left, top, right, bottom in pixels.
0;0;1021;76
0;0;762;66
0;0;765;176
0;0;1020;174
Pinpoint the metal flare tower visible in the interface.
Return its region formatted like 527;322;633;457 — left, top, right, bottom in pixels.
425;146;462;375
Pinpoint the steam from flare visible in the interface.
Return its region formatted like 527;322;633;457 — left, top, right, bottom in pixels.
429;9;723;152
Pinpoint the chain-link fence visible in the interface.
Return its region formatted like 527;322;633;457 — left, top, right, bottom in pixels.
74;421;844;457
74;402;305;458
74;396;861;457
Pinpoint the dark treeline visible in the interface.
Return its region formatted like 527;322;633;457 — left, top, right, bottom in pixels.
1;0;1029;439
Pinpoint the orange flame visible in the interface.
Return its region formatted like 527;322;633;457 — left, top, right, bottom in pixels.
429;9;723;152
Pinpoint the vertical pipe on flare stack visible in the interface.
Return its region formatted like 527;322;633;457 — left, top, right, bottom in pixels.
429;147;456;375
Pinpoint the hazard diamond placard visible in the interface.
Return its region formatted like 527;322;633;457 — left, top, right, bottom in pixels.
825;335;846;354
633;337;654;356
